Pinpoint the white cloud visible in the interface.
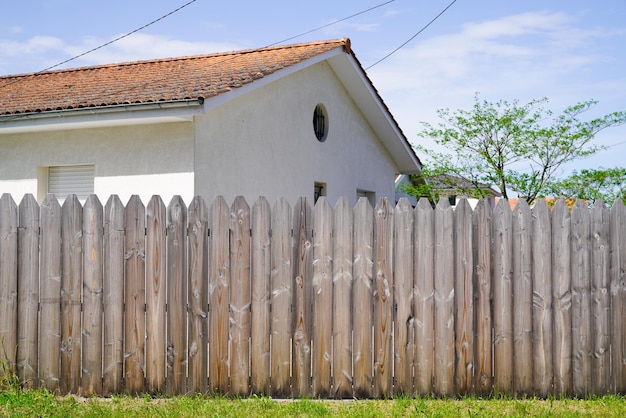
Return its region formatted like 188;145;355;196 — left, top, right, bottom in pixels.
366;10;626;169
0;33;243;74
65;33;243;66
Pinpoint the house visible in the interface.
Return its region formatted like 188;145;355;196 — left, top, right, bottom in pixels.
0;39;421;206
395;173;500;208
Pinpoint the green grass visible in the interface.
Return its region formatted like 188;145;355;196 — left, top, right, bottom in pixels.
0;389;625;418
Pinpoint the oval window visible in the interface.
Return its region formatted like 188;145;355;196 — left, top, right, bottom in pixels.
313;104;328;142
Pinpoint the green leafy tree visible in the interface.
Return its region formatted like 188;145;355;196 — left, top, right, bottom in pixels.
413;95;626;205
546;167;626;206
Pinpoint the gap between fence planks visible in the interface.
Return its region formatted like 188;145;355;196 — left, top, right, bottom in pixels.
1;193;625;399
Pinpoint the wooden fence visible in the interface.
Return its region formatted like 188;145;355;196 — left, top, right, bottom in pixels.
0;193;625;398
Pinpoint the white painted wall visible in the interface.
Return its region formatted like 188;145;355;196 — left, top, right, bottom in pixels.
0;122;194;204
194;61;399;206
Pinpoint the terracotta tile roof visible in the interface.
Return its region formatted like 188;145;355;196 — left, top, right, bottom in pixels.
0;39;350;116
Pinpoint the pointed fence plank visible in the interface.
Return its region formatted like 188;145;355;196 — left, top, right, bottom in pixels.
81;196;103;395
187;197;208;395
167;196;188;395
270;198;292;397
552;200;572;396
17;195;40;388
434;198;455;397
454;199;473;395
414;198;435;396
60;195;82;394
229;196;251;397
292;197;313;397
209;196;230;394
332;197;353;398
352;197;374;398
473;198;492;395
394;198;414;395
532;200;553;398
493;199;513;394
0;195;18;377
571;200;592;397
250;197;271;395
103;196;125;396
512;200;533;395
124;195;146;394
312;197;333;397
145;196;166;394
591;201;610;394
610;200;626;393
39;194;62;392
373;197;393;398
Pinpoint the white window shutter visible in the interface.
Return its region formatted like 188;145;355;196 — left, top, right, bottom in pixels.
48;164;95;201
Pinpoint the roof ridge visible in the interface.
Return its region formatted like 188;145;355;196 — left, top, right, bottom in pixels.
0;38;349;80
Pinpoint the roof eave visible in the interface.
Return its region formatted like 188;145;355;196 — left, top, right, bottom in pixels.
0;99;205;134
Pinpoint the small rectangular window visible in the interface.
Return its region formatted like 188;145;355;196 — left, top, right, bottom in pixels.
357;189;376;206
314;182;326;203
48;164;95;202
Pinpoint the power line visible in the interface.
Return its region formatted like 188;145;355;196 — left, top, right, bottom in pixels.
266;0;395;47
366;0;457;70
0;0;198;91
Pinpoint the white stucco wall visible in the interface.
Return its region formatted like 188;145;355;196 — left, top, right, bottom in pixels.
194;61;399;206
0;122;194;205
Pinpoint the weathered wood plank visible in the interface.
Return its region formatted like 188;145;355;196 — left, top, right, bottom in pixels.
394;197;414;395
81;195;104;395
434;198;455;397
145;196;166;394
532;199;553;398
103;195;125;396
473;198;492;395
124;195;146;394
591;200;610;394
493;199;514;394
270;197;292;397
373;197;393;398
187;197;208;395
352;197;374;398
551;200;572;396
60;195;82;394
571;199;591;397
166;196;187;395
250;197;271;395
292;197;313;397
332;197;353;398
312;197;333;397
17;194;40;388
0;195;18;377
209;196;230;394
414;198;434;396
39;194;62;392
512;199;533;395
610;200;626;393
102;195;125;395
229;196;251;396
454;199;473;395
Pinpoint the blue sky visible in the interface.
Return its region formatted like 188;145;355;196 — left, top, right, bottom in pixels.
2;0;625;175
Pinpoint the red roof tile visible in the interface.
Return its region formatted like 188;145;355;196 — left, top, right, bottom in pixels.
0;39;350;116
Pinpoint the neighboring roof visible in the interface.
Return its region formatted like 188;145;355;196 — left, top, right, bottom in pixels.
0;38;421;173
0;39;349;115
427;174;500;196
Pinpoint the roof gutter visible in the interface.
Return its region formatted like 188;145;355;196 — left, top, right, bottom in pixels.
0;98;205;123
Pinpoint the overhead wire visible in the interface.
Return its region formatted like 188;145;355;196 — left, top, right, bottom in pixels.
366;0;457;69
0;0;198;91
